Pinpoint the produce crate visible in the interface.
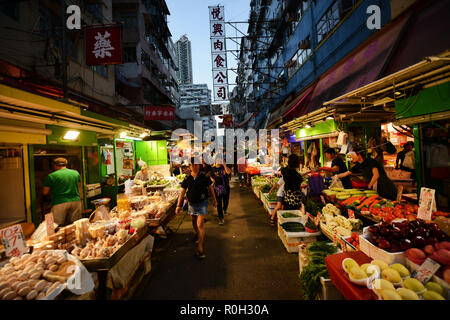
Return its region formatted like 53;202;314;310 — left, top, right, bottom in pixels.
317;277;344;300
277;210;303;224
340;236;358;252
359;224;406;265
278;222;319;254
263;193;277;209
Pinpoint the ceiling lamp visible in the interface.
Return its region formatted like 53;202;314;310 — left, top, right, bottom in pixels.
120;131;127;139
305;124;311;128
63;130;80;140
326;116;334;120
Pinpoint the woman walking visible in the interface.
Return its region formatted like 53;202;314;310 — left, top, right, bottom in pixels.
176;158;217;259
210;154;232;225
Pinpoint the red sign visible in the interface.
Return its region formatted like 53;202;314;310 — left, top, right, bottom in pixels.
85;25;122;66
144;106;175;120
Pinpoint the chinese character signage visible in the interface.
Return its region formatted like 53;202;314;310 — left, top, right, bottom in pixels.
144;106;175;121
209;6;228;102
0;224;28;257
85;25;122;66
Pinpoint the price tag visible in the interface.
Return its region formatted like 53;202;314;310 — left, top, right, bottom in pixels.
414;258;441;284
314;212;321;226
0;224;28;257
417;187;436;220
300;214;308;226
333;229;338;245
348;209;355;219
45;212;55;236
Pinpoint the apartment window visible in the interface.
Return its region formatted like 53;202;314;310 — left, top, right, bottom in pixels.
123;47;136;63
0;2;19;20
86;3;102;22
91;65;108;78
121;15;137;29
287;36;311;78
316;0;357;44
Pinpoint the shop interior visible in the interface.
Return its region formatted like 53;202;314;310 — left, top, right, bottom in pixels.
0;143;26;228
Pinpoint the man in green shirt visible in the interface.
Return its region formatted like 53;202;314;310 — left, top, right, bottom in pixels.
43;157;82;226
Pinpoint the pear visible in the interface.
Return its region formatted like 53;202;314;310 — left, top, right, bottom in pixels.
422;290;445;300
403;278;425;293
425;282;447;298
371;259;389;271
382;268;402;284
380;289;402;300
396;288;420;300
372;278;395;293
349;266;367;280
343;258;359;273
390;263;410;278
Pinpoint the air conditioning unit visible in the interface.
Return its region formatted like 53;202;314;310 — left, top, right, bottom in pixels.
298;39;310;50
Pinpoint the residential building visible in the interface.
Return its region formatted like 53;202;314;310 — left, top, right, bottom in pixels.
175;35;193;85
235;0;411;129
113;0;178;129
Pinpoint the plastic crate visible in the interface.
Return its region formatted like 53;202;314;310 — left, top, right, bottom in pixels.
277;210;303;224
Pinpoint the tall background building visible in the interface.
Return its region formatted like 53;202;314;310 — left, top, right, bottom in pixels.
175;35;193;85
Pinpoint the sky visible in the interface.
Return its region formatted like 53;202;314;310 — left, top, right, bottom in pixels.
166;0;251;102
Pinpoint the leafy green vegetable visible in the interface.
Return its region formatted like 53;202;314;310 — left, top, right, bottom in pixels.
298;241;338;299
260;184;272;193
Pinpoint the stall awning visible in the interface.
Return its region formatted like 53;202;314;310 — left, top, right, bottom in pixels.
0;84;149;137
323;51;450;111
298;13;409;118
382;0;450;77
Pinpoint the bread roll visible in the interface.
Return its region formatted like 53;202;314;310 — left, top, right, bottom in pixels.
26;289;38;300
17;286;31;297
48;264;58;272
34;280;46;292
2;290;17;300
0;287;11;298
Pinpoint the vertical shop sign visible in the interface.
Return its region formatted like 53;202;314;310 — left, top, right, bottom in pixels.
209;6;229;102
85;25;122;65
0;224;28;257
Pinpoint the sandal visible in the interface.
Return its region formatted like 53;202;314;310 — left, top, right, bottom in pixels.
195;250;206;259
269;219;276;226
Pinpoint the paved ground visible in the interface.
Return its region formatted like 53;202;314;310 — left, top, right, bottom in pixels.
133;178;303;300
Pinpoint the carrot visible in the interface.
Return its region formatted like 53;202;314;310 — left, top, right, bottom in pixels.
357;195;378;210
369;199;382;208
342;196;358;205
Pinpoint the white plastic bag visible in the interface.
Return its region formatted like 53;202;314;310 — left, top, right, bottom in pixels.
30;221;58;241
329;175;344;189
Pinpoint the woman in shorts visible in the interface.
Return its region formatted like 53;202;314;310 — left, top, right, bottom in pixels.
176;158;217;259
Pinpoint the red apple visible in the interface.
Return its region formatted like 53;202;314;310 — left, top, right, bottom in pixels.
424;244;436;256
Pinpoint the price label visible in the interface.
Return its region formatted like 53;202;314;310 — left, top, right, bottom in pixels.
417;187;436;221
0;224;28;257
45;212;55;236
333;229;338;245
414;258;441;284
314;212;321;226
348;209;355;219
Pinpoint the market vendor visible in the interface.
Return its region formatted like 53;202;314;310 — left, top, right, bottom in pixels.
42;157;82;226
134;163;150;185
319;148;352;189
337;147;398;200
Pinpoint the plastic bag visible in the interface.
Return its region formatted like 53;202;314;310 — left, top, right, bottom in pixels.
90;205;111;222
329;175;344;189
30;221;58;241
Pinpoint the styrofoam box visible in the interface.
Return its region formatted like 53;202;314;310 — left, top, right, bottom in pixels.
277;210;303;224
278;223;318;253
359;225;406;265
319;277;344;300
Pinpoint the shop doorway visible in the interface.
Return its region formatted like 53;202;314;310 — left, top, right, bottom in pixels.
33;145;84;224
0;143;26;228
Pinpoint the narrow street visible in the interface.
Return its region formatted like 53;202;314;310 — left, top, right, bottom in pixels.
133;178;303;300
